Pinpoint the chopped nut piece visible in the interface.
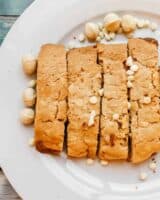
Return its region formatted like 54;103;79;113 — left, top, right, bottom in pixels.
121;15;137;33
96;36;101;42
85;22;99;41
126;70;134;75
78;33;85;42
89;96;98;104
104;13;121;32
127;75;134;81
130;64;139;72
28;137;35;147
127;81;133;88
99;31;105;39
100;160;109;166
86;158;94;165
88;110;96;127
140;121;149;127
28;79;36;88
112;113;119;121
97;22;103;30
98;88;104;96
137;19;145;28
109;32;116;40
150;22;158;31
142;96;151;104
128;102;131;110
139;172;148;181
105;33;111;41
126;56;133;67
149;162;157;171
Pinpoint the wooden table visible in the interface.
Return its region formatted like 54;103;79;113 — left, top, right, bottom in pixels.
0;1;34;198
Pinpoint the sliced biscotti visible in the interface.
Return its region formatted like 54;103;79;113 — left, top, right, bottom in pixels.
67;47;101;158
35;44;67;153
97;44;129;160
128;38;160;163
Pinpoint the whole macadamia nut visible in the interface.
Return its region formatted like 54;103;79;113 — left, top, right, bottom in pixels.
20;108;35;125
121;15;137;33
85;22;99;41
23;87;36;107
22;54;37;75
104;13;121;32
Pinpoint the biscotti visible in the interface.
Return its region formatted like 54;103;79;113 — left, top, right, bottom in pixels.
128;38;160;163
97;44;129;160
34;44;67;153
67;47;101;158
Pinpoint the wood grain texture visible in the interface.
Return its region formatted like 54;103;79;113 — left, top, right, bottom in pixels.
0;16;16;44
0;170;21;200
0;0;33;15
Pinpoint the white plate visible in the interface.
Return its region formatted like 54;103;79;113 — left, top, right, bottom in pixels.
1;0;160;199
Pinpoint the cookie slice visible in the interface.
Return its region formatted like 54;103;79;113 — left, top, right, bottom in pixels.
67;47;101;158
128;38;160;163
35;44;67;153
97;44;129;160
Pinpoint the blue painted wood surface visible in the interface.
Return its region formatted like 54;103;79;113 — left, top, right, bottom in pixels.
0;0;33;44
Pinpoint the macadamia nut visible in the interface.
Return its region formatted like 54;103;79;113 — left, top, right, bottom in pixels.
22;54;37;75
85;22;99;41
104;13;121;32
121;15;136;33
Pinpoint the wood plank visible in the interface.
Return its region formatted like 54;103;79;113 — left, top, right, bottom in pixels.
0;170;21;200
0;0;33;15
0;16;17;44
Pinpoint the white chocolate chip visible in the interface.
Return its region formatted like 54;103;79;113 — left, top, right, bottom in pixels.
78;33;85;42
128;102;131;110
137;19;145;28
88;110;96;127
121;15;137;33
149;162;157;171
127;75;134;81
105;33;111;41
139;172;148;181
143;20;150;28
100;160;109;166
98;88;104;96
28;137;35;147
86;158;94;165
89;96;97;104
150;22;158;31
85;22;99;41
112;113;119;121
28;79;36;88
22;54;37;76
20;108;35;125
23;87;36;107
109;32;116;40
104;13;121;32
143;96;151;104
99;31;105;39
96;36;101;42
127;81;133;88
67;41;76;49
126;70;134;76
126;56;133;67
130;64;139;72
